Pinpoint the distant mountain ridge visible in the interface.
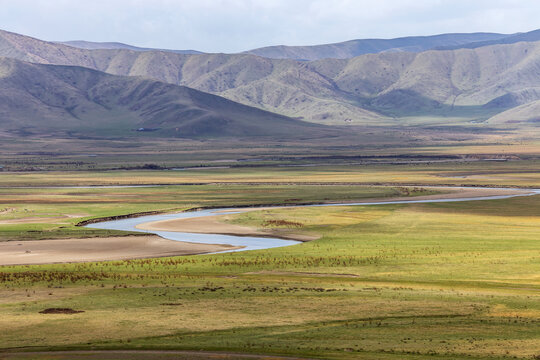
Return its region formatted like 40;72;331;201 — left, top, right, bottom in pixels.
60;30;540;61
59;40;203;54
58;32;517;61
244;32;512;60
436;29;540;50
1;28;540;134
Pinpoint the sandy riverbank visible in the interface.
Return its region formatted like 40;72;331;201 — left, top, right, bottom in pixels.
0;236;241;266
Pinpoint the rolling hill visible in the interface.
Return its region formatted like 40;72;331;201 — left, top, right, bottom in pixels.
0;57;329;139
1;29;540;132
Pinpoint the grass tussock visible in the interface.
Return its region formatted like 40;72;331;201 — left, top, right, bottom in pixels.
261;219;304;228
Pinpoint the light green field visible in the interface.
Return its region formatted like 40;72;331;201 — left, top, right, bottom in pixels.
0;167;538;359
0;184;432;241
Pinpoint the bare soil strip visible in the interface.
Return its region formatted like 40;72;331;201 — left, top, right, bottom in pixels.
0;236;241;266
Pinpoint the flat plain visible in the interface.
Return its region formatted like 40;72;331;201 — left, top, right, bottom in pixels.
0;160;538;360
1;23;540;360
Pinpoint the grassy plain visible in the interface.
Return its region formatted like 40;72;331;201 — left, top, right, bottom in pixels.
0;159;539;187
1;135;538;172
0;165;538;359
0;184;430;241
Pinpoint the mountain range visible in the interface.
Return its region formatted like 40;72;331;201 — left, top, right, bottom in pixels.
1;28;539;139
58;31;533;61
0;57;328;139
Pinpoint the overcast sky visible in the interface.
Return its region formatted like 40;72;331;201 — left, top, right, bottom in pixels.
1;0;539;53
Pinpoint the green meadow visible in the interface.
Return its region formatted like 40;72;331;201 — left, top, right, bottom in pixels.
0;166;538;359
0;184;432;241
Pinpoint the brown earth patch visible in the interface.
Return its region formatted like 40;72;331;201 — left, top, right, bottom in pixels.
39;308;84;314
262;219;303;228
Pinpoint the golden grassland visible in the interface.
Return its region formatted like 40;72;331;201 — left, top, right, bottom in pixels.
0;195;538;359
0;160;539;187
0;183;432;241
0;165;538;359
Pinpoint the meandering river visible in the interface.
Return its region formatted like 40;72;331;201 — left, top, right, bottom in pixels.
87;187;540;253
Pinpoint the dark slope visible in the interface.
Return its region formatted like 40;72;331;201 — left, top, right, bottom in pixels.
0;57;329;139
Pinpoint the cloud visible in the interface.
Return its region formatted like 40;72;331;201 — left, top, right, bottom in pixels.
0;0;538;52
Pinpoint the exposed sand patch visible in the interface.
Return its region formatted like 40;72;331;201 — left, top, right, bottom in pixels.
65;213;89;218
0;236;241;266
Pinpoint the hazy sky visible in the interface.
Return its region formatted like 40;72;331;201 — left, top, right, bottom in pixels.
1;0;539;52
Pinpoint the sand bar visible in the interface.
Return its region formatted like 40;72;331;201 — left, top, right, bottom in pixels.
137;215;319;242
0;236;241;266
